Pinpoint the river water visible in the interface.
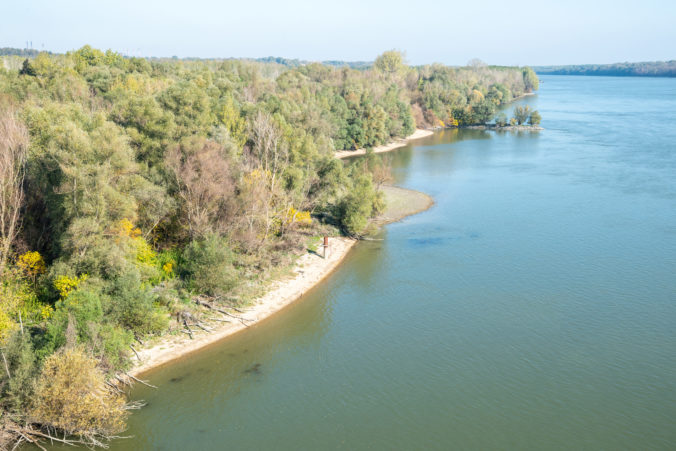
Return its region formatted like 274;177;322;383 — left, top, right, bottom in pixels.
109;76;676;450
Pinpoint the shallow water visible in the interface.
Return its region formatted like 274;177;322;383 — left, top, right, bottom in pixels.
107;76;676;450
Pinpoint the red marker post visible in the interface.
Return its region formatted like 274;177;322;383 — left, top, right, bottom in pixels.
323;236;329;259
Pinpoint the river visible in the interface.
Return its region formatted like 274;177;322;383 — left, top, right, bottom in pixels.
108;75;676;450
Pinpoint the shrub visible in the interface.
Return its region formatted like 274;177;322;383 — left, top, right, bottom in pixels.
181;234;237;297
0;331;38;413
339;175;379;236
45;286;103;352
105;270;168;337
30;347;128;438
528;110;542;126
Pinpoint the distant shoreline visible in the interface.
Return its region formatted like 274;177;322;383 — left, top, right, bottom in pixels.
463;124;543;131
335;129;434;159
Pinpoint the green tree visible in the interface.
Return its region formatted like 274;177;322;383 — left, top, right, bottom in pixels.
374;50;406;75
513;105;531;125
18;58;36;76
339;175;380;235
522;67;539;92
528;110;542;126
181;234;237;297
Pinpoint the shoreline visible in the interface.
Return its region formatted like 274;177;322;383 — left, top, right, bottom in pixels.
463;124;543;131
335;129;433;159
130;237;358;376
510;92;536;102
130;182;435;378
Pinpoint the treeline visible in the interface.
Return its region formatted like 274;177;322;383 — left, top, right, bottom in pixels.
0;46;536;447
535;60;676;77
0;48;49;58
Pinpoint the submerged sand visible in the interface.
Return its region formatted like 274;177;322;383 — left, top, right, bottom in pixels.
376;185;434;225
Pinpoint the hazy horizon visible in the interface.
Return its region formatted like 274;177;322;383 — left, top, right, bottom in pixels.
2;0;674;66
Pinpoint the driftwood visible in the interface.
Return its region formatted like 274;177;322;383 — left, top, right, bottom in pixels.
124;372;157;389
7;424;129;450
177;311;197;338
193;297;254;326
105;380;125;394
187;322;212;333
129;344;142;362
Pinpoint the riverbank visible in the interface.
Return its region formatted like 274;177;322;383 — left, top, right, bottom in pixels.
130;184;434;377
130;237;357;376
335;129;433;159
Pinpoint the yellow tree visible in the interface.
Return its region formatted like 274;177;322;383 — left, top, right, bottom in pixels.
218;96;247;150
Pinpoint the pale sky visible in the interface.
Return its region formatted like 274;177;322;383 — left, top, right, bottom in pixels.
2;0;674;66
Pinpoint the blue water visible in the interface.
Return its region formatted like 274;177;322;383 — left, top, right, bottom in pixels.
109;76;676;450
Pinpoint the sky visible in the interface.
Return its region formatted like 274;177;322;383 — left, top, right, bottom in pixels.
2;0;674;66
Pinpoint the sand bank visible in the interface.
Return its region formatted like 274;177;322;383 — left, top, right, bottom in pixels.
335;129;433;159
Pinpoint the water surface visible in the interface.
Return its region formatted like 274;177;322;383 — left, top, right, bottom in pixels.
111;76;676;450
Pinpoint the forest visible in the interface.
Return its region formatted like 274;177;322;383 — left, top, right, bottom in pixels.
534;60;676;77
0;47;537;447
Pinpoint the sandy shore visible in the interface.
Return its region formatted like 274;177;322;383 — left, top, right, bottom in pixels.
335;129;433;159
130;237;357;376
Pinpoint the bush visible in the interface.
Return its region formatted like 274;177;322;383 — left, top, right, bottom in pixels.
106;270;168;337
46;286;103;352
0;331;38;413
181;234;237;297
30;347;128;438
339;175;380;236
528;110;542;126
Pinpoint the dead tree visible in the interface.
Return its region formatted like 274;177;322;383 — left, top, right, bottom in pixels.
0;105;28;276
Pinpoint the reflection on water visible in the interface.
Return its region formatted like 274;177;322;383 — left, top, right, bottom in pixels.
101;76;676;451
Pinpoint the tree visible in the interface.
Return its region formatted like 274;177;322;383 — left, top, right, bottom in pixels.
513;105;531;125
0;104;28;276
339;175;380;236
246;112;289;243
218;95;247;150
523;67;539;92
181;234;236;297
468;58;487;69
374;50;406;75
165;137;236;239
528;110;542;126
18;59;36;76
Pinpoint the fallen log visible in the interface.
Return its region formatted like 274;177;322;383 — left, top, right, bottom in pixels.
193;298;254;326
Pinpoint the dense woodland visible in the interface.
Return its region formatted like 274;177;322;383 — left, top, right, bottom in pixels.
535;60;676;77
0;47;537;447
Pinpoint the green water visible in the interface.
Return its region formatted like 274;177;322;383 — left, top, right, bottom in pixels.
111;76;676;450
